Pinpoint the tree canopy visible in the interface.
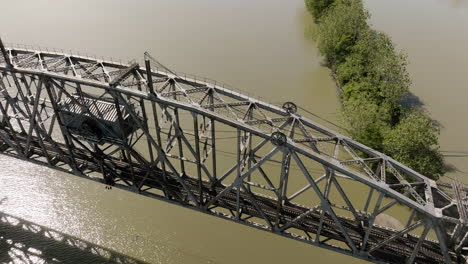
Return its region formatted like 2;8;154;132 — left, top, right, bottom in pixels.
341;99;390;150
383;111;445;179
317;0;369;65
337;30;410;108
305;0;444;180
305;0;335;22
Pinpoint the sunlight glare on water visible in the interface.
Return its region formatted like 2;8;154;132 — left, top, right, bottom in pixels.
1;0;467;263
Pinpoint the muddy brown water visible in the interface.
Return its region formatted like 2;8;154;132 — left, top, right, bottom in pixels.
0;0;467;263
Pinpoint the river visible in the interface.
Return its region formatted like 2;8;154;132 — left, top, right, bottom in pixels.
0;0;466;263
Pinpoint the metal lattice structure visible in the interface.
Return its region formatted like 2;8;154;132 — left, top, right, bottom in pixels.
0;38;467;264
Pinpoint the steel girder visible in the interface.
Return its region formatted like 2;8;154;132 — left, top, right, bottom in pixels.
0;41;467;264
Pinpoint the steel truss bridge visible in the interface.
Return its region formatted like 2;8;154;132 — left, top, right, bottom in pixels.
0;38;467;264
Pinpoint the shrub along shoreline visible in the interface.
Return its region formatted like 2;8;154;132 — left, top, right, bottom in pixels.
305;0;444;180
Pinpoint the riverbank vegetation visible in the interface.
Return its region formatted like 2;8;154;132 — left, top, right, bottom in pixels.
305;0;444;180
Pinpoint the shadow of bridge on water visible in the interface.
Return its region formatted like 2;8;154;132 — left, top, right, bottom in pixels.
0;211;149;264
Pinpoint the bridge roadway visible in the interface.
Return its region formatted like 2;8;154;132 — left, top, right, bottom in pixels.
0;125;454;264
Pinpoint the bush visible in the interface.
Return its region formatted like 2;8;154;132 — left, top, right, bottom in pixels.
337;30;410;108
317;0;369;65
342;80;377;102
383;111;444;180
306;0;445;180
341;98;390;150
305;0;335;22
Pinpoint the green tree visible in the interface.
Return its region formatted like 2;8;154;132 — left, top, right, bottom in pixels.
337;30;411;109
341;98;391;150
342;80;377;102
383;111;444;180
305;0;445;180
305;0;335;22
317;0;369;66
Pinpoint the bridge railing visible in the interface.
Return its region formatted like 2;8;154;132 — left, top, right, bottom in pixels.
138;56;283;108
4;43;283;109
3;42;130;66
171;70;280;106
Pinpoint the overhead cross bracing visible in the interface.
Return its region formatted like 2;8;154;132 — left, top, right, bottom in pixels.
0;38;467;263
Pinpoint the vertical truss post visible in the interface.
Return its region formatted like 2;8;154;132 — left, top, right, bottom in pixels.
206;89;217;187
210;117;217;182
433;220;453;264
0;104;23;155
136;79;155;163
136;74;167;194
93;143;109;184
22;78;41;152
144;59;155;94
174;108;185;175
275;149;290;229
145;59;170;197
111;93;137;187
0;79;25;156
281;119;296;206
245;105;254;193
192;113;203;206
168;80;186;176
0;37;12;68
236;129;242;220
43;76;79;172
